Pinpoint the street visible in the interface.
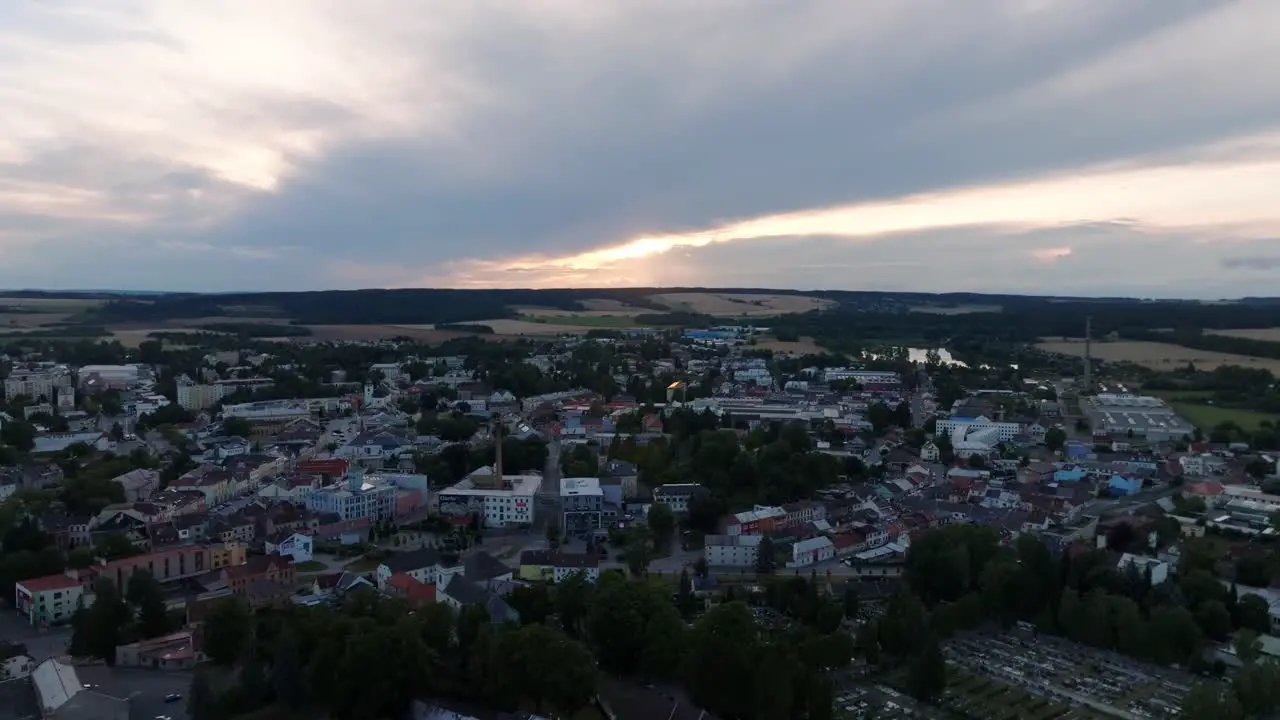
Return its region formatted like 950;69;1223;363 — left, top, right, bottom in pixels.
0;611;72;661
78;665;192;720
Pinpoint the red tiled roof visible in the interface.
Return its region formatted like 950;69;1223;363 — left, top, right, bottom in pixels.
1186;481;1225;496
386;573;436;606
296;458;350;477
18;573;81;592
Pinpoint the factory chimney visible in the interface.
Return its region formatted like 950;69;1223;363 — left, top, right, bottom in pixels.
1083;316;1093;393
492;414;505;490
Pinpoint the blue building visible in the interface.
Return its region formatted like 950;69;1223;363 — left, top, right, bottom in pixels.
1108;475;1142;497
1054;467;1087;483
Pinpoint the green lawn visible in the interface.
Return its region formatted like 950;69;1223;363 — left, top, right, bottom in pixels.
1143;389;1274;431
293;560;328;573
343;557;381;572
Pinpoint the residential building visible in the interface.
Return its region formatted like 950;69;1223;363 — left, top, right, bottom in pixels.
437;471;539;529
788;537;835;568
223;554;296;607
110;468;160;502
599;459;639;498
376;548;456;589
560;477;604;535
303;468;398;522
1108;475;1143;497
221;400;312;429
936;415;1022;443
5;370;63;401
724;505;786;536
32;432;110;455
437;575;520;623
14;573;92;627
518;550;600;583
384;573;437;608
264;532;314;563
1117;553;1169;585
652;483;707;513
704;534;763;567
114;630;204;670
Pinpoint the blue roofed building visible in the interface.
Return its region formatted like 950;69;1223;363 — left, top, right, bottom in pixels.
1054;466;1087;483
1108;475;1142;497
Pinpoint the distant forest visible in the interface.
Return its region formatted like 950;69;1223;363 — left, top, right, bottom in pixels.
9;288;1280;339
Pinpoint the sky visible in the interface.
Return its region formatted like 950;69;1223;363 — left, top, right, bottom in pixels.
3;0;1280;298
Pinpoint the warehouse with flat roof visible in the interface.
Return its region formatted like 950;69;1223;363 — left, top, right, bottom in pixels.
1083;394;1196;442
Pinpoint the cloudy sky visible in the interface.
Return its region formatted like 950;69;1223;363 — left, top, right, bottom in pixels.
3;0;1279;297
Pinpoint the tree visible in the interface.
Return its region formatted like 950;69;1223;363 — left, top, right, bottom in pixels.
202;597;252;665
867;403;894;433
221;416;254;439
623;524;653;576
647;503;676;552
127;569;171;639
1182;683;1243;720
0;420;35;452
555;571;594;638
1234;629;1262;664
545;522;561;550
906;637;947;702
506;584;552;625
188;671;224;720
843;584;860;619
1044;427;1067;452
272;629;307;711
756;536;777;575
69;578;129;662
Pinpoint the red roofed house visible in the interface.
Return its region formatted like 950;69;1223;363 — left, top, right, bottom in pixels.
383;572;437;608
15;571;91;627
296;458;351;480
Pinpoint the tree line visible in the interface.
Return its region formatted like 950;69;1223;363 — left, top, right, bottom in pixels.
173;568;848;720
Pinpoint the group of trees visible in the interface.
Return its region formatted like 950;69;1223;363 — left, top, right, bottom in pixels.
182;570;848;720
69;571;174;660
607;410;845;511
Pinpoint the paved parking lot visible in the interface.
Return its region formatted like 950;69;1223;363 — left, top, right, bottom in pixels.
0;611;72;661
78;666;192;720
945;632;1193;719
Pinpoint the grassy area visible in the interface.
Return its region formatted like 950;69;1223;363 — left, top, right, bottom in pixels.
1144;389;1274;431
343;557;381;572
293;560;328;572
519;314;638;328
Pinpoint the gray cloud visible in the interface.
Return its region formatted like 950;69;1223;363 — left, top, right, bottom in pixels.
1222;253;1280;271
1;1;1279;293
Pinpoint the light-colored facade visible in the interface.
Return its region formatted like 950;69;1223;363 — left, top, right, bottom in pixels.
704;534;763;567
560;477;604;534
303;470;399;522
4;371;66;402
437;473;539;529
265;532;314;563
789;536;835;568
14;573;91;627
652;483;706;513
936;415;1022;442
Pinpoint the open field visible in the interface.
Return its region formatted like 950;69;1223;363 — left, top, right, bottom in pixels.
909;303;1003;314
0;313;80;328
0;296;106;311
1207;327;1280;341
514;314;638;328
1142;390;1274;431
580;298;650;312
515;306;645;318
313;325;474;343
650;292;835;316
111;328;215;347
756;336;827;354
1037;338;1280;373
471;319;596;335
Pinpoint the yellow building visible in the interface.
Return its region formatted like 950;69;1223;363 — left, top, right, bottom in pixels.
210;542;247;570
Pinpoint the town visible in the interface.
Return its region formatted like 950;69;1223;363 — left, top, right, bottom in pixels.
1;301;1278;720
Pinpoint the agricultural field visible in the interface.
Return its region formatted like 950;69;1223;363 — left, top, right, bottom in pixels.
1036;338;1280;373
468;319;597;336
650;292;835;316
0;295;106;330
908;303;1003;314
756;336;827;354
1207;327;1280;341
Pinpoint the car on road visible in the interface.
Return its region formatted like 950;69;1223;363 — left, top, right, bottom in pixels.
164;693;182;703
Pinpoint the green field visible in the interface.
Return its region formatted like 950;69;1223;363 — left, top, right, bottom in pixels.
518;314;639;328
293;560;328;572
1144;390;1275;431
343;556;381;572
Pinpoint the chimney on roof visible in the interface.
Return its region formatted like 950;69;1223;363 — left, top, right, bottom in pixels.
492;413;505;490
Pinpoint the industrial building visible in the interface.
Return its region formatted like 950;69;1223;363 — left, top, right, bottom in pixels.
437;468;539;529
1082;394;1196;442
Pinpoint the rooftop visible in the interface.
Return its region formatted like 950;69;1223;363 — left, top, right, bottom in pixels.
17;573;80;593
559;477;602;497
442;474;540;497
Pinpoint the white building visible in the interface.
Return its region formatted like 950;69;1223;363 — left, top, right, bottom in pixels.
704;534;763;567
652;483;706;513
789;536;836;568
303;469;398;522
77;364;140;389
222;400;312;423
936;415;1022;442
437;471;539;529
265;532;314;563
4;370;65;402
553;553;601;584
1117;553;1169;585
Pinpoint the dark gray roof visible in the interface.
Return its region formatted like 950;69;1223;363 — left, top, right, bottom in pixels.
0;677;40;720
464;551;512;583
381;547;442;573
